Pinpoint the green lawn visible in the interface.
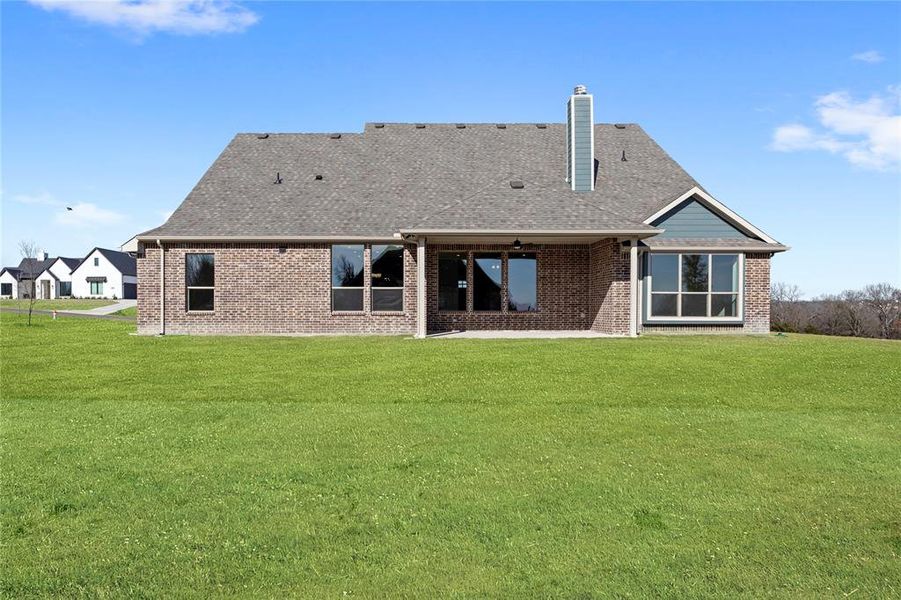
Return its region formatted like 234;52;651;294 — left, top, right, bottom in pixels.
2;314;899;597
0;298;114;311
111;306;137;318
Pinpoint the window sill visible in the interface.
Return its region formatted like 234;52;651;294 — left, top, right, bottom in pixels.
186;310;216;315
372;311;405;315
331;311;366;316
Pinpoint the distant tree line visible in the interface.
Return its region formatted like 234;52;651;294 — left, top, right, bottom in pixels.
771;282;901;339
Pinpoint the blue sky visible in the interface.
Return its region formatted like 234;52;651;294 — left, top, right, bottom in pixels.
2;1;899;296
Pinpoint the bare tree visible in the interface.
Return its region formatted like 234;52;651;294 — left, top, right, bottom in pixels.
17;240;40;326
771;282;804;331
838;290;869;338
862;283;901;339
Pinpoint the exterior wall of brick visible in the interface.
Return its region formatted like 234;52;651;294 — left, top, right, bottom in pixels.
426;244;591;332
138;242;418;335
136;240;771;336
743;252;771;333
588;239;632;335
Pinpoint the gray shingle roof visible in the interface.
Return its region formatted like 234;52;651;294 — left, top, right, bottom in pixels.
641;237;789;252
140;123;713;239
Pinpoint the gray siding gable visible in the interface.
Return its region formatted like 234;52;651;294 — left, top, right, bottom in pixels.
651;198;753;240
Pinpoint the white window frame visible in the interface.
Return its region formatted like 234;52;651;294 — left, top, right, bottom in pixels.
370;244;404;313
645;252;744;323
185;253;215;312
331;244;365;313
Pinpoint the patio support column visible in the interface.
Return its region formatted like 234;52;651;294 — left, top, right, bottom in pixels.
629;239;638;337
416;237;427;338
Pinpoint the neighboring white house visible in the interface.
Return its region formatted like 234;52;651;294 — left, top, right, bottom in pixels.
34;257;80;299
120;235;139;255
70;248;137;299
0;254;56;299
0;268;21;299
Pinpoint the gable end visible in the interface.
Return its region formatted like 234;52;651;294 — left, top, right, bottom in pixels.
651;198;752;240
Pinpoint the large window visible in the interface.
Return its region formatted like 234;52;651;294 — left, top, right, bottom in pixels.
59;281;72;297
371;245;404;312
1;283;11;296
648;253;741;320
186;253;214;311
507;253;537;312
331;245;364;311
473;253;502;311
90;281;104;296
438;253;468;311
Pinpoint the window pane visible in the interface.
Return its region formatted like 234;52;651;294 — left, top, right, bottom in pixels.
438;253;467;311
650;254;678;292
1;283;11;295
681;294;708;317
372;245;404;287
59;282;71;296
473;253;502;311
332;288;363;311
712;254;739;292
508;253;537;312
651;294;677;317
186;254;215;287
681;254;709;292
331;245;364;287
187;288;214;311
372;288;403;311
711;294;738;317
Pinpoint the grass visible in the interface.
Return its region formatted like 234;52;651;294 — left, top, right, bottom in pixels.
0;298;114;311
111;306;136;318
1;313;899;597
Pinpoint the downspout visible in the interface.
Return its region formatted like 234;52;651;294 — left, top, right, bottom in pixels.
156;239;165;335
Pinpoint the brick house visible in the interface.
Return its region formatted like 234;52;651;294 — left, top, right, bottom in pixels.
135;85;787;337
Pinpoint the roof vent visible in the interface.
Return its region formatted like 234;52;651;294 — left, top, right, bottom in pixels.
456;123;466;129
257;133;270;139
496;123;506;129
373;123;385;128
329;133;341;139
621;150;627;162
536;123;547;129
415;123;426;129
314;174;323;180
614;124;627;129
573;84;588;95
510;180;524;189
274;172;283;184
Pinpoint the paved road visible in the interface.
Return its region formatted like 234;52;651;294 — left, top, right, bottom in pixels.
65;299;136;316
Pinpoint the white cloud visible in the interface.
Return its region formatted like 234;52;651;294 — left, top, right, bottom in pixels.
12;191;63;207
769;87;901;171
27;0;259;36
851;50;885;64
54;202;126;228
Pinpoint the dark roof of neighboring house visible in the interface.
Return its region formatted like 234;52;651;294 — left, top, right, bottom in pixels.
0;267;22;280
139;123;704;239
57;257;81;271
15;257;56;278
72;248;137;276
